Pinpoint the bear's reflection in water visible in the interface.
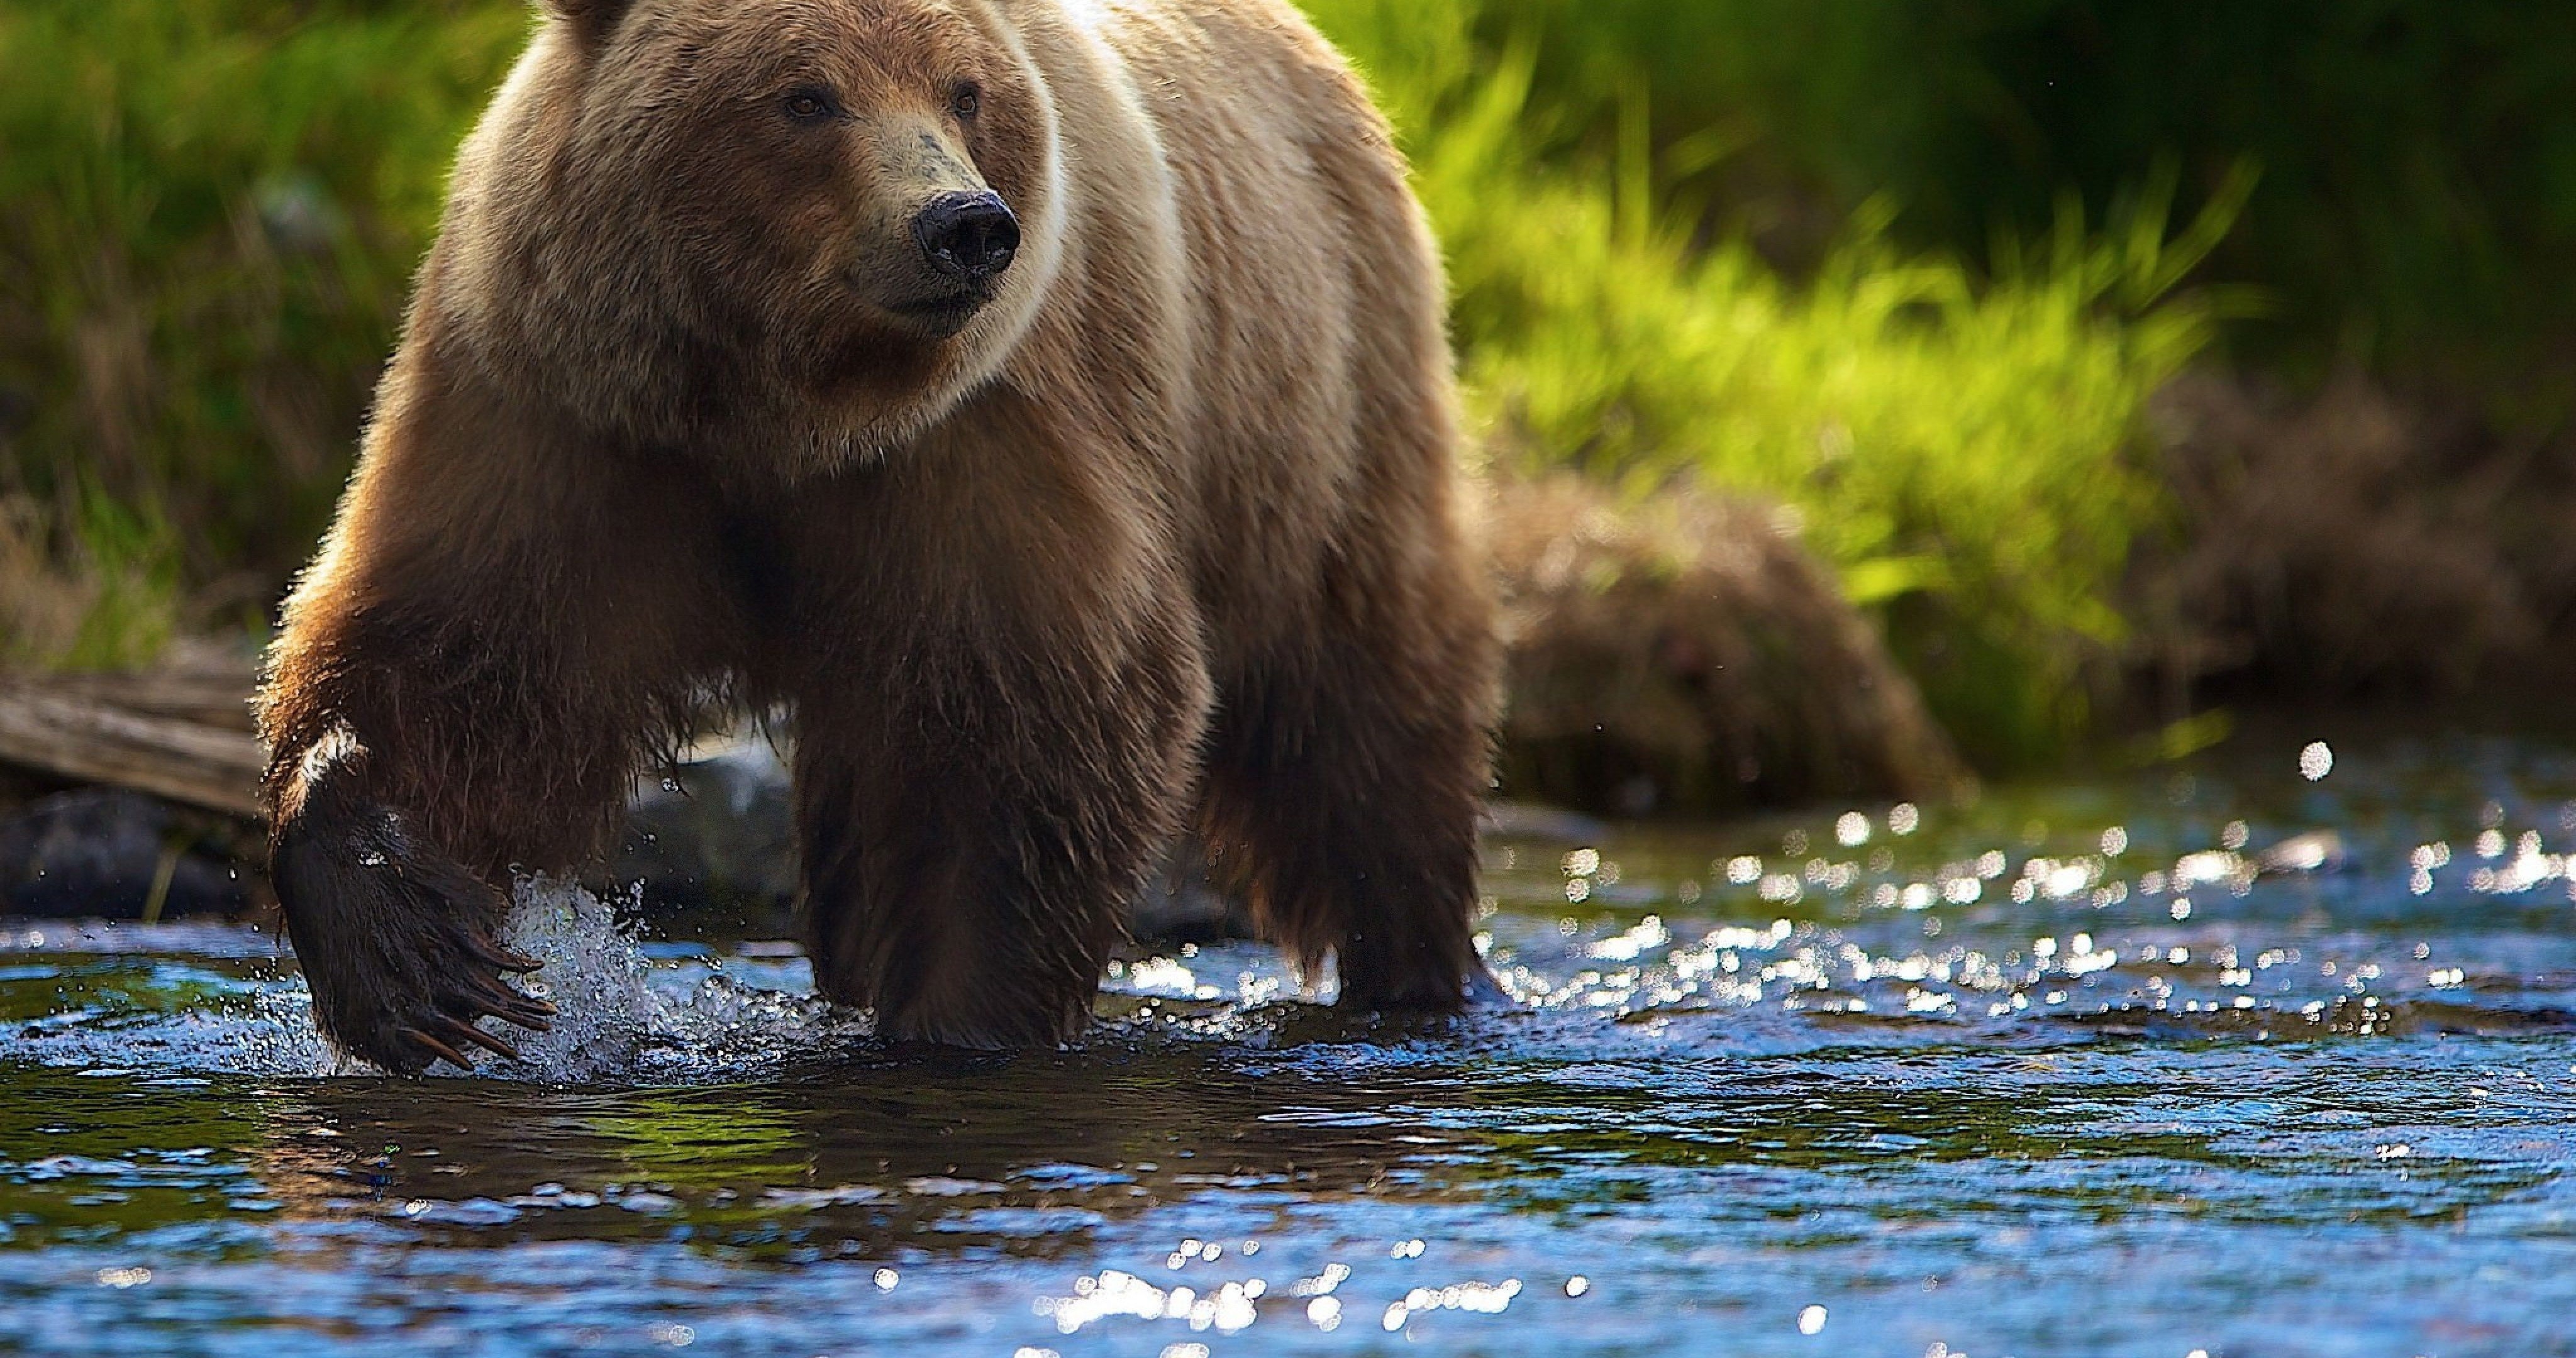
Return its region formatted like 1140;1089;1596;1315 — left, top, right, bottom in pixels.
244;1027;1499;1262
244;1013;2285;1269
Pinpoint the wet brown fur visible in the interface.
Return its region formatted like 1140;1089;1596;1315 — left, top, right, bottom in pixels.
257;0;1498;1071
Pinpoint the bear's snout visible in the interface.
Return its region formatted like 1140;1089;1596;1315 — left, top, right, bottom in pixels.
913;191;1020;285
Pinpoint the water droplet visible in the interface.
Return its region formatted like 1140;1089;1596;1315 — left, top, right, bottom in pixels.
2299;741;2333;780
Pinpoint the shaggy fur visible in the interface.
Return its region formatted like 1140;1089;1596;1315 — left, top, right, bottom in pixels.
257;0;1498;1073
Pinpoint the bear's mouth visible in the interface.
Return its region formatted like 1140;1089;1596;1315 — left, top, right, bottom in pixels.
887;289;993;338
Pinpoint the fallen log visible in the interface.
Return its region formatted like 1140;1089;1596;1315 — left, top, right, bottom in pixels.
28;666;258;732
0;686;263;819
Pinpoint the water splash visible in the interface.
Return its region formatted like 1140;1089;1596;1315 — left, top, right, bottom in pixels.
0;878;865;1082
464;876;875;1081
481;876;661;1080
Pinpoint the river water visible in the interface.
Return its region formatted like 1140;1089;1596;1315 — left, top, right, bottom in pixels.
4;727;2575;1356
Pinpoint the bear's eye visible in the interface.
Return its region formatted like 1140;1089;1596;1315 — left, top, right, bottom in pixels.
951;84;980;119
782;89;836;123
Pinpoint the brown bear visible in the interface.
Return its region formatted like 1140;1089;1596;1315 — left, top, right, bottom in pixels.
255;0;1498;1073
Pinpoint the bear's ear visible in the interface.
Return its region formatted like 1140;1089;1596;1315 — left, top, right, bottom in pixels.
540;0;638;42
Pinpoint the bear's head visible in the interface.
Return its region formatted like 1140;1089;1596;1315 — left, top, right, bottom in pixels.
437;0;1063;476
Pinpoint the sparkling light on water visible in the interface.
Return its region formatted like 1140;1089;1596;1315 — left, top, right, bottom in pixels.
7;736;2576;1356
2301;741;2335;780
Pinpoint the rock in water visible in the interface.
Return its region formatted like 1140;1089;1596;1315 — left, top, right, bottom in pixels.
0;788;248;919
615;732;801;912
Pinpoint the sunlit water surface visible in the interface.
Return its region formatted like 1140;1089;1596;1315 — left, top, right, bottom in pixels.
6;729;2576;1356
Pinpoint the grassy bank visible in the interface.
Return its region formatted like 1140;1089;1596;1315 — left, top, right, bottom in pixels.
0;0;2248;768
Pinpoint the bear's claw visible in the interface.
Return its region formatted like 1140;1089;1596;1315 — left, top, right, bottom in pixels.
375;934;554;1071
399;1015;527;1070
397;1025;469;1070
467;936;545;973
273;799;559;1075
367;946;552;1072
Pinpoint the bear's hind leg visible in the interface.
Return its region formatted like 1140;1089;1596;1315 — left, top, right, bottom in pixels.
1200;546;1501;1012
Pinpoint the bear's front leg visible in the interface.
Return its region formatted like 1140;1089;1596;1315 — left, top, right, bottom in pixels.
269;734;557;1073
792;587;1211;1047
263;563;724;1073
258;375;742;1074
264;561;729;1072
784;400;1212;1047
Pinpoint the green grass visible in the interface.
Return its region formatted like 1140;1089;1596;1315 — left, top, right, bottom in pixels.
1380;0;2576;419
0;0;2251;765
0;1;523;665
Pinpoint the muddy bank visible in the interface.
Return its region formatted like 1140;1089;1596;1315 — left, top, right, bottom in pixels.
2130;369;2576;706
1487;472;1967;817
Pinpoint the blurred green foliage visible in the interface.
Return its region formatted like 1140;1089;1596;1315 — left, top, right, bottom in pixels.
0;0;2556;763
0;1;523;663
1455;0;2576;419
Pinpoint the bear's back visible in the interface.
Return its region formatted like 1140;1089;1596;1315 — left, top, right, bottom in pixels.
1010;0;1453;660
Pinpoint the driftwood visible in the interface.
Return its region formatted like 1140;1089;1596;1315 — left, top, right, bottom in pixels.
28;665;259;732
0;683;264;819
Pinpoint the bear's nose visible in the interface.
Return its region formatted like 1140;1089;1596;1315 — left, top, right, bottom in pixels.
913;191;1020;284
